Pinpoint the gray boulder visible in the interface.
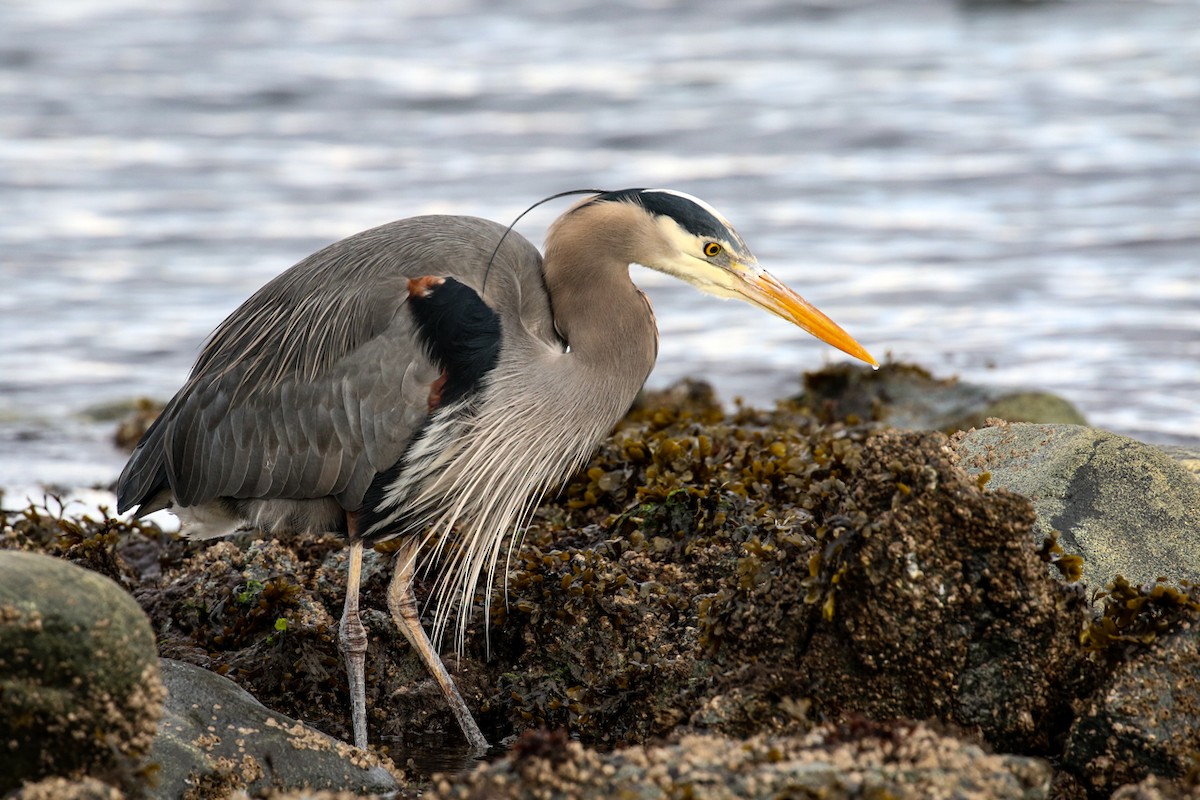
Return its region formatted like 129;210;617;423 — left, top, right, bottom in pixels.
0;550;164;791
953;422;1200;587
150;658;398;798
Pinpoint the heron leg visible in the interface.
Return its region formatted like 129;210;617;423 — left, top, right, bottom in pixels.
339;528;370;750
386;538;489;754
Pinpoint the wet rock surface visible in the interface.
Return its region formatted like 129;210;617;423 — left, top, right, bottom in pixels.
3;370;1199;797
0;550;164;793
1066;620;1200;797
151;658;399;798
796;362;1088;433
953;421;1200;587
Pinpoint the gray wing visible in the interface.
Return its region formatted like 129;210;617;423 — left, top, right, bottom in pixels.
116;215;555;515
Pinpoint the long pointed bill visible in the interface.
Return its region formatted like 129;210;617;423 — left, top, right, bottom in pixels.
733;266;878;367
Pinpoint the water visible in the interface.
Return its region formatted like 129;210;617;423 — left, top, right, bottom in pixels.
2;0;1199;501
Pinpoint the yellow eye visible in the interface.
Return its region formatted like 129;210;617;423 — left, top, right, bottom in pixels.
704;242;722;258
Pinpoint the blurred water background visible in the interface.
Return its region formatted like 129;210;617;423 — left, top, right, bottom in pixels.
2;0;1198;503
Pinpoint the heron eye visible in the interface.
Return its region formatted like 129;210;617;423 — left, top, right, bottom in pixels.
704;242;722;258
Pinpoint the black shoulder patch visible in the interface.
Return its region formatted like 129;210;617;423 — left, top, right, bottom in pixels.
408;277;502;407
357;277;501;542
585;188;729;240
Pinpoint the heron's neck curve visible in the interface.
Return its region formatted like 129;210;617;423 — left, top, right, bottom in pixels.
541;241;659;403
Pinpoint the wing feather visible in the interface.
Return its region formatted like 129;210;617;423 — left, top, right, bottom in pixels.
117;215;554;522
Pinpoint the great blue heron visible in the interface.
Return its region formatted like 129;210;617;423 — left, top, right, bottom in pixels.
116;188;877;753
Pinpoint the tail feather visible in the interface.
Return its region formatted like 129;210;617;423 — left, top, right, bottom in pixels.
115;408;172;515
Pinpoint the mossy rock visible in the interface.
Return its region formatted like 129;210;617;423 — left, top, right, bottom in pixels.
0;550;164;791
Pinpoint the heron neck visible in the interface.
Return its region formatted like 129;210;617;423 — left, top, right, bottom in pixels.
542;249;659;400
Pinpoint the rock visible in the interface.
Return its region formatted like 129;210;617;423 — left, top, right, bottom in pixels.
1064;621;1200;797
0;550;164;792
952;422;1200;587
425;723;1052;799
796;363;1086;432
501;425;1095;754
21;386;1200;794
778;431;1094;753
150;658;399;798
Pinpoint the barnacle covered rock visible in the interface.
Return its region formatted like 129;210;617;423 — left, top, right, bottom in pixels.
0;550;164;792
783;431;1096;752
138;535;353;737
422;721;1052;800
1065;581;1200;796
491;399;1097;754
9;370;1199;795
151;658;399;797
491;398;859;743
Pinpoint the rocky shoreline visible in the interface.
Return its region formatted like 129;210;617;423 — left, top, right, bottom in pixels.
2;364;1198;799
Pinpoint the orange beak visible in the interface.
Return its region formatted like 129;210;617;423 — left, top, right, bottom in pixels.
733;266;878;367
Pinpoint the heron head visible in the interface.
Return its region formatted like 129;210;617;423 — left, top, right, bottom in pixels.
578;188;878;367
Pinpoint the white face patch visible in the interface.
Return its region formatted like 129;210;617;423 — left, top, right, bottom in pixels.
639;215;750;302
654;214;707;262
